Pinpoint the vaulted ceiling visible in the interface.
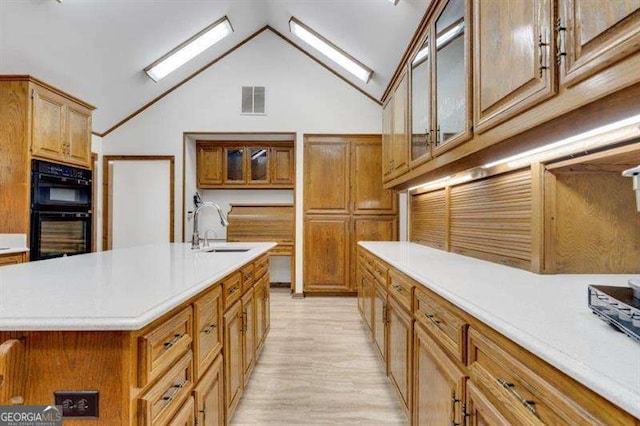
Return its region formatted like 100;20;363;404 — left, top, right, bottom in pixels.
0;0;429;133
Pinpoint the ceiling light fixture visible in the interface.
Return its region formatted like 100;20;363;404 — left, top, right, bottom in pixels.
436;21;464;48
145;16;233;82
483;113;640;169
412;46;429;65
289;17;374;83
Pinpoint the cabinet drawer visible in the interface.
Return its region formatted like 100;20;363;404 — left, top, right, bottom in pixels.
138;307;193;387
414;287;467;363
194;286;222;379
240;264;255;293
167;396;195;426
363;251;375;273
138;351;194;426
222;272;242;309
468;329;601;425
388;269;412;311
373;259;388;286
254;256;269;280
0;253;25;267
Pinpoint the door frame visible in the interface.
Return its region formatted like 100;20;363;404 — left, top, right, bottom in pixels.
102;155;175;251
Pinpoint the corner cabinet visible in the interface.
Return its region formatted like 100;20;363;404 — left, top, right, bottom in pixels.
196;142;295;189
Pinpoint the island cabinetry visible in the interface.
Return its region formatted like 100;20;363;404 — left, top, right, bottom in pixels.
358;246;639;425
194;286;223;379
223;300;244;421
241;288;256;386
193;355;224;426
0;252;28;267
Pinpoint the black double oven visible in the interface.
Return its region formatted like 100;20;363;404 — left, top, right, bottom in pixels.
30;159;92;261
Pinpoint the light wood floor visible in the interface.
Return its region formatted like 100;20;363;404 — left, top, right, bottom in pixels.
231;288;408;425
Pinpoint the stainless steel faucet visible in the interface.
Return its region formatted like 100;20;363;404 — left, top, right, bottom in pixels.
191;202;229;250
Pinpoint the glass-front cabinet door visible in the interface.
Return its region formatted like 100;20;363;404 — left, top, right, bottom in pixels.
434;0;472;154
410;35;432;166
224;148;246;184
248;147;269;184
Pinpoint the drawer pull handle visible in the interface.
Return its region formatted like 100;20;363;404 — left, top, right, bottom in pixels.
424;312;441;326
229;286;239;294
497;378;540;418
162;380;186;404
244;273;253;281
393;284;403;292
203;323;217;334
163;333;183;350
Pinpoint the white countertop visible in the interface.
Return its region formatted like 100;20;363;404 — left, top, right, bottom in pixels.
0;234;29;255
359;241;640;419
0;242;275;331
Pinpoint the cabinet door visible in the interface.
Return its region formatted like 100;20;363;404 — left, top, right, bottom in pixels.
247;147;270;185
559;0;640;87
304;139;350;214
194;286;223;379
264;277;271;336
410;35;433;166
168;396;195;426
271;146;295;185
223;300;243;418
351;216;398;288
413;323;465;426
382;98;394;182
303;215;350;292
197;144;223;187
373;282;388;369
433;0;473;154
473;0;556;132
242;288;256;386
66;106;92;168
224;148;246;184
352;137;397;214
193;355;224;426
31;87;66;162
388;297;414;415
255;277;266;355
465;381;510;426
392;74;410;178
357;264;365;317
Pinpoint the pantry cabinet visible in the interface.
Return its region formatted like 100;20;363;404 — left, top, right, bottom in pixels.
472;0;556;132
558;0;640;87
303;215;351;292
196;142;295;189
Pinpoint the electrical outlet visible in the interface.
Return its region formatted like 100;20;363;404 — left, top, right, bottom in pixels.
54;391;99;418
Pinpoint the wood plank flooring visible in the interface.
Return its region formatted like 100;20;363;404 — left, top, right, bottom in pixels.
232;288;408;425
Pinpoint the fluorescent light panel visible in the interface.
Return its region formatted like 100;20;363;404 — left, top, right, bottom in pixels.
483;113;640;169
145;16;233;82
412;45;429;65
436;22;464;48
289;17;373;83
388;0;400;4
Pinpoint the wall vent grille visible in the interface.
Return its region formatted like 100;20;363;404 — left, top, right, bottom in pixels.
241;86;266;114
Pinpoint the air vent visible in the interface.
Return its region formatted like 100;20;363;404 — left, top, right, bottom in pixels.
241;86;266;114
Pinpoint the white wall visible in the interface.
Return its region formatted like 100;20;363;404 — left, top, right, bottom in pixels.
102;30;389;292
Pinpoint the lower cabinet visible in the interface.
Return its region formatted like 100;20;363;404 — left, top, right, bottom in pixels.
465;381;510;426
255;277;266;356
373;281;387;367
224;299;244;419
193;355;225;426
169;397;196;426
0;252;27;267
387;296;414;416
242;288;256;386
413;323;466;426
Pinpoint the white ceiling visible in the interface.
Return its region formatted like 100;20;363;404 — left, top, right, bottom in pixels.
0;0;429;133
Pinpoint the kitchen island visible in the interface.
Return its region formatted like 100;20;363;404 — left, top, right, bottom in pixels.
358;241;640;424
0;242;275;425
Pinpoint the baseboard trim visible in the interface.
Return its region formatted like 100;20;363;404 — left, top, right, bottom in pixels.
270;282;291;288
291;292;305;299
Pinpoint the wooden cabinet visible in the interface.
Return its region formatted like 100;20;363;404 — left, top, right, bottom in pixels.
304;139;350;214
382;98;395;182
304;135;398;294
387;296;414;416
409;36;433;166
303;215;350;292
558;0;640;87
352;138;397;214
194;287;223;379
0;252;27;267
373;281;388;367
465;381;510;426
392;74;410;177
197;144;223;186
31;85;93;169
196;142;294;189
241;288;256;386
472;0;556;132
168;397;195;426
271;146;294;185
255;275;268;356
413;324;466;425
224;300;244;418
194;355;224;426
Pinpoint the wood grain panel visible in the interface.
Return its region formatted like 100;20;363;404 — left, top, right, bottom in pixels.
410;188;448;250
449;169;533;269
548;172;640;273
227;204;294;244
352;136;397;214
303;215;350;292
303;138;350;214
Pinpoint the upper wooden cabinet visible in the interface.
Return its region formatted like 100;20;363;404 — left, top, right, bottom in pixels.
352;139;397;214
392;74;410;177
558;0;640;87
382;98;395;182
196;142;295;189
473;0;556;132
31;84;93;169
409;36;433;167
304;139;350;214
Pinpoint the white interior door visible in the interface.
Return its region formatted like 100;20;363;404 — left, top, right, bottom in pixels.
109;160;172;249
